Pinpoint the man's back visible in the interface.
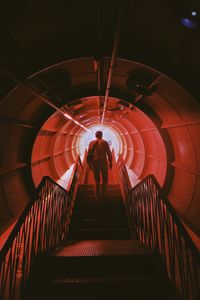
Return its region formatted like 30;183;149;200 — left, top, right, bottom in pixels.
89;139;112;162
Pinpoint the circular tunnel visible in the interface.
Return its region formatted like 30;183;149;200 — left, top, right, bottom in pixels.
0;57;200;236
31;95;167;189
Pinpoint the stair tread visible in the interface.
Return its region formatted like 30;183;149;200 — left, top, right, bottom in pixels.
53;240;154;257
69;224;128;229
78;184;121;189
69;225;128;229
70;217;126;222
69;228;129;231
53;276;164;283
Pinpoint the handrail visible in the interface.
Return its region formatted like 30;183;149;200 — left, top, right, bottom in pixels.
0;157;82;300
116;154;132;200
126;174;200;300
67;156;83;191
79;150;88;184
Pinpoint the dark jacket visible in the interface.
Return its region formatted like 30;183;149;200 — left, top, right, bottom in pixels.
88;138;112;164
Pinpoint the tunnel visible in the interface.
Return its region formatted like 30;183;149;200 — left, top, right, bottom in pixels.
1;57;200;235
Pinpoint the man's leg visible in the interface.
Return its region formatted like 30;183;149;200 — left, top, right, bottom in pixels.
101;162;108;197
93;162;100;201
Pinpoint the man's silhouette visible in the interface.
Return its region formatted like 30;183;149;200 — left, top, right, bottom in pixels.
87;131;112;201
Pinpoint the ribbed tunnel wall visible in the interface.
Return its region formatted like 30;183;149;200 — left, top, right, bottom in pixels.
0;58;200;235
31;97;167;188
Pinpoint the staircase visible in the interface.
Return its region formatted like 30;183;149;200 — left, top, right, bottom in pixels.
25;184;178;300
68;184;130;240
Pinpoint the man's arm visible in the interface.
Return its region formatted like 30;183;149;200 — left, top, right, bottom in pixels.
87;141;94;169
105;142;112;168
88;141;93;152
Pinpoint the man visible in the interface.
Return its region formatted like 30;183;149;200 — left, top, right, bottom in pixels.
87;131;112;201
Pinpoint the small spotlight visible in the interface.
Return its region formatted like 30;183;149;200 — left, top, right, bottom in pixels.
191;11;197;17
169;1;200;29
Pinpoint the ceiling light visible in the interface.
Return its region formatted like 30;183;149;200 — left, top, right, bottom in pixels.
191;11;197;16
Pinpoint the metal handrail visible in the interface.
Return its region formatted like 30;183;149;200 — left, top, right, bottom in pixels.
79;150;88;184
116;154;132;200
0;157;82;300
125;174;200;300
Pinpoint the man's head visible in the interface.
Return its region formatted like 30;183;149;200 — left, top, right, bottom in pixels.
95;131;103;139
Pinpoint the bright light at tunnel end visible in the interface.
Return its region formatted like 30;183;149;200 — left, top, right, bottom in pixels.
78;124;122;160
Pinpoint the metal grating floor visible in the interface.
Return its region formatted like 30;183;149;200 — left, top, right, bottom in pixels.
53;240;153;257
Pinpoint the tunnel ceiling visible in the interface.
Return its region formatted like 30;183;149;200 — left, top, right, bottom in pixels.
1;1;200;235
0;0;200;102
